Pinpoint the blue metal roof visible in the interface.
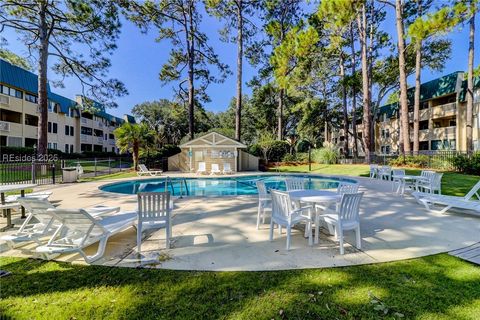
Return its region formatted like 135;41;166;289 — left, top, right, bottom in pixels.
1;58;133;122
48;92;78;114
0;59;50;94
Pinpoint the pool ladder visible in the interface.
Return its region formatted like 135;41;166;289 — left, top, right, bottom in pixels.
164;176;189;198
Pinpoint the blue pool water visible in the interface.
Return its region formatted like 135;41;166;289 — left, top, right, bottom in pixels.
100;175;357;197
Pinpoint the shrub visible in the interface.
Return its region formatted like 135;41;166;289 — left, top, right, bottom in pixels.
389;155;429;168
247;144;262;158
282;153;297;162
269;140;290;162
311;142;339;164
451;152;480;175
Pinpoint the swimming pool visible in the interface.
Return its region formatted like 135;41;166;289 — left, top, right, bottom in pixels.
100;174;357;197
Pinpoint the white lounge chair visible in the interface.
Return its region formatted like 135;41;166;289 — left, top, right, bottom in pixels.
256;180;271;229
137;164;163;176
222;162;233;174
0;197;120;249
196;162;207;175
137;192;172;254
4;191;53;202
36;208;136;263
270;189;312;250
321;192;364;255
210;163;221;175
413;180;480;215
285;178;307;191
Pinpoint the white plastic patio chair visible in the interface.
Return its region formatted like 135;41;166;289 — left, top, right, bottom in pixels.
321;192;364;255
417;172;443;194
391;169;406;192
137;164;163;176
256;180;271;229
222;162;233;174
210;163;221;175
35;208;136;263
369;164;378;179
285;178;307;191
315;182;359;212
269;189;312;250
137;192;172;254
196;162;207;175
378;166;392;180
412;180;480;215
0;198;120;249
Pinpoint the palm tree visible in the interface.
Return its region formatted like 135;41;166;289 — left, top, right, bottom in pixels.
114;123;154;171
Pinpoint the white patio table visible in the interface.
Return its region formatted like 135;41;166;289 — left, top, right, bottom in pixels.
0;184;37;230
392;175;428;195
287;189;341;244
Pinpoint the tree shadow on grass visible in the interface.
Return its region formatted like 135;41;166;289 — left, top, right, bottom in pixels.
1;254;480;319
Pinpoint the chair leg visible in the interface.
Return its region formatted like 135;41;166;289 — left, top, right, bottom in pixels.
279;225;282;235
286;225;291;251
308;222;313;246
256;203;262;229
166;222;171;249
338;228;344;255
137;224;142;254
355;225;361;250
315;215;320;244
269;219;274;241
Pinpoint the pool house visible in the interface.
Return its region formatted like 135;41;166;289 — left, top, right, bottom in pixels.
168;131;258;173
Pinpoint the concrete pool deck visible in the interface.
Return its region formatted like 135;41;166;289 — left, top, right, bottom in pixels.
1;172;480;271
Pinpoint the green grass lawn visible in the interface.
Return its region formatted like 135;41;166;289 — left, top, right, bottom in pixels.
1;254;479;319
1;164;479;319
78;171;137;182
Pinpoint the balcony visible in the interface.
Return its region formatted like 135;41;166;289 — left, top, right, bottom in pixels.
0;121;10;132
0;94;9;106
432;102;457;118
109;140;115;145
431;126;456;140
96;136;104;144
80;134;92;143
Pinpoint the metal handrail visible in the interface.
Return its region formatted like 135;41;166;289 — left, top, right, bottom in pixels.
164;177;189;198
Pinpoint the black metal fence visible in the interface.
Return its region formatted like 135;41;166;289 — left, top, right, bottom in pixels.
339;150;471;170
0;160;63;185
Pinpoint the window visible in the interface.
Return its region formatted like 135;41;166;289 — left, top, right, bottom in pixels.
65;125;69;135
25;93;37;103
419;141;429;150
53;123;57;133
47;142;52;149
381;145;391;154
112;147;115;152
70;145;74;153
65;144;69;153
431;140;442;150
109;133;114;139
419;120;429;130
53;143;57;149
81;126;92;135
381;129;390;139
339;136;345;142
24;114;38;126
449;119;456;127
15;90;23;99
433;121;441;128
104;134;107;140
1;85;9;95
8;136;22;147
48;122;52;133
70;126;74;136
420;101;429;110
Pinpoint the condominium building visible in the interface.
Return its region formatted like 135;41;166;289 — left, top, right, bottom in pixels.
330;71;480;154
0;59;135;154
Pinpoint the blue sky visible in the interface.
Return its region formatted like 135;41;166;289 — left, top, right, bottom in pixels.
2;4;478;119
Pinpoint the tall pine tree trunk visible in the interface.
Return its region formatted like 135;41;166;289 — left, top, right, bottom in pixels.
350;24;358;158
235;0;243;141
357;4;372;163
278;88;284;140
413;40;422;154
187;1;195;140
340;53;349;157
395;0;411;154
466;4;475;152
37;2;49;156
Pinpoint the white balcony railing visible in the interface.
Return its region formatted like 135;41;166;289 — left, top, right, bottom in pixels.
109;140;115;145
80;134;90;142
81;118;88;124
0;121;10;132
0;94;9;105
96;136;103;144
